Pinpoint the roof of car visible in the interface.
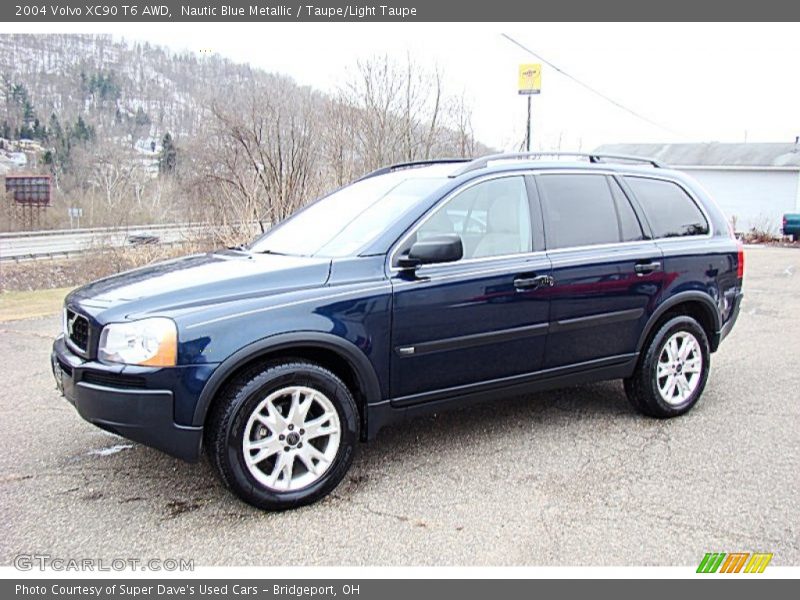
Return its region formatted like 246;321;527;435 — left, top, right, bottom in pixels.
458;159;663;175
361;153;673;182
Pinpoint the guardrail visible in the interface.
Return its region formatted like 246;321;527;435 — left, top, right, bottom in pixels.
0;222;261;262
0;222;210;239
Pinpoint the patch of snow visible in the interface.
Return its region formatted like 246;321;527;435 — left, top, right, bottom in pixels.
88;444;134;456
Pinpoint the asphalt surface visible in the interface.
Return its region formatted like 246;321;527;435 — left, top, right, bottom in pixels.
1;247;798;566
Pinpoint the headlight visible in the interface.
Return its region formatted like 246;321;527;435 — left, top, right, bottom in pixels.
98;317;177;367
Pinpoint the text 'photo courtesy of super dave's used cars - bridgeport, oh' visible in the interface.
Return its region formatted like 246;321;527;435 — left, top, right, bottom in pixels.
52;152;744;511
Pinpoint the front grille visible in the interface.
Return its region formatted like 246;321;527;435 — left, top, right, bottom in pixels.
65;309;90;352
82;371;147;389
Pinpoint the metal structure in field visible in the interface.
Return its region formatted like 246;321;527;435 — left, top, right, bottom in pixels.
3;174;51;231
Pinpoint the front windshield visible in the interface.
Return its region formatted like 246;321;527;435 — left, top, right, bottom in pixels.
249;174;447;257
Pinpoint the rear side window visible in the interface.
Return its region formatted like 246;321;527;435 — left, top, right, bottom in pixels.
609;178;645;242
538;174;625;249
625;177;709;238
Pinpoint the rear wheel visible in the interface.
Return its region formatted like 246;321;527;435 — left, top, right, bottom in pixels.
624;316;710;418
205;360;359;510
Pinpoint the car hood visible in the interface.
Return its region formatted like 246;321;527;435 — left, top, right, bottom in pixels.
67;250;332;320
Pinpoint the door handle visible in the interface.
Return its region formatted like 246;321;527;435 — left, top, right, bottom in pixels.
634;261;662;275
514;275;554;290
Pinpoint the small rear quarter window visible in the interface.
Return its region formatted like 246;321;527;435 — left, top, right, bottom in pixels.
625;177;709;238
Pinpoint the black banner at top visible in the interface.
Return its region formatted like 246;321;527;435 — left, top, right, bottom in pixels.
3;0;800;22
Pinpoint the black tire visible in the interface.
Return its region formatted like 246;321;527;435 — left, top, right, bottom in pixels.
624;315;710;418
205;360;359;510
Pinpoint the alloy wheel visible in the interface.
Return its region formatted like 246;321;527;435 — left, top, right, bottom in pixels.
242;386;341;491
656;331;703;405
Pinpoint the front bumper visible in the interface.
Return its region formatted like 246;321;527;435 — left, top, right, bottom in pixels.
51;335;203;461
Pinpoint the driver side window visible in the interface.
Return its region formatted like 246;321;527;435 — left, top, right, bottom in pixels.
413;176;532;261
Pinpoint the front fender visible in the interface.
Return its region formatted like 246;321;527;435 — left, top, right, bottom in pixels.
191;331;382;428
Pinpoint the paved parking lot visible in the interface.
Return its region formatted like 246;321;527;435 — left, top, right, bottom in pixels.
1;247;798;566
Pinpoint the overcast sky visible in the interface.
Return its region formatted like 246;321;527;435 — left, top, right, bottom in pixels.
5;22;800;151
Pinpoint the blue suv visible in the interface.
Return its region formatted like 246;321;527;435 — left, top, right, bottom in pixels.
51;152;744;509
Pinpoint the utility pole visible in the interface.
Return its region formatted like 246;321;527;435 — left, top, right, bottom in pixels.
518;64;541;152
526;95;532;151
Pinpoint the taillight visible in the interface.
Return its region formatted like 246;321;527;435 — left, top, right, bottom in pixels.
737;243;745;279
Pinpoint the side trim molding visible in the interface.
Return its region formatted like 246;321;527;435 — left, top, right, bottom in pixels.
395;308;644;358
395;322;548;357
550;308;644;332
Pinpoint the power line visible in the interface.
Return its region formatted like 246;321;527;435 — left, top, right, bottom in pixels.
501;33;681;136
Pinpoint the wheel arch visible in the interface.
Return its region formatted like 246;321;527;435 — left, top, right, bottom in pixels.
637;292;721;356
192;332;382;437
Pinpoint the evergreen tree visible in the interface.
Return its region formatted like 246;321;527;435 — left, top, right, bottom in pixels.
33;118;46;140
134;106;151;127
23;100;36;122
48;113;63;141
72;116;94;142
11;83;28;104
18;124;34;139
158;132;177;174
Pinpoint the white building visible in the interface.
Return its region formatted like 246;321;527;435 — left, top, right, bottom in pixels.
595;142;800;233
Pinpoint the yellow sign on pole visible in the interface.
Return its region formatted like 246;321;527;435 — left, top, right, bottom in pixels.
518;63;542;95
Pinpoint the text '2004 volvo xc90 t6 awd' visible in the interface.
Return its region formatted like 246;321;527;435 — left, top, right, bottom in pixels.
52;152;744;510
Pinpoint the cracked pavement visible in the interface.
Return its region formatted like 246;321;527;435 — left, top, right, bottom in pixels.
1;247;798;566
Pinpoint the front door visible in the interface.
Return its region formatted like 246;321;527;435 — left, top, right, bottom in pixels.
389;174;552;403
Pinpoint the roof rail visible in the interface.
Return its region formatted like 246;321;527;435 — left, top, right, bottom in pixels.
450;152;666;177
357;158;472;181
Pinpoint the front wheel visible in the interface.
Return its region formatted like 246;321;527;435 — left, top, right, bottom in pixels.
205;361;359;510
624;316;710;418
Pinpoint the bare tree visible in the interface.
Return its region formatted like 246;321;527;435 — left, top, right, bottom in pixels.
339;55;465;171
1;35;486;233
447;91;477;158
194;75;320;243
320;97;361;187
340;55;402;170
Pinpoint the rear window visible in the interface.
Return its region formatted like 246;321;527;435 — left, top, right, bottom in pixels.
538;174;631;249
625;177;709;238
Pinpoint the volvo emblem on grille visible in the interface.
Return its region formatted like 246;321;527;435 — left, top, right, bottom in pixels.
67;313;77;337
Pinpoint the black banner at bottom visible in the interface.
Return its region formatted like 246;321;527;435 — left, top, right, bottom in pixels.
3;579;795;600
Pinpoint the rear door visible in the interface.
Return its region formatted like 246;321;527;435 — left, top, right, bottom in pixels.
389;174;552;403
536;172;666;369
622;175;735;319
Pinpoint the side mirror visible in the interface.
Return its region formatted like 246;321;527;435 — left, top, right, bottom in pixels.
397;234;463;270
